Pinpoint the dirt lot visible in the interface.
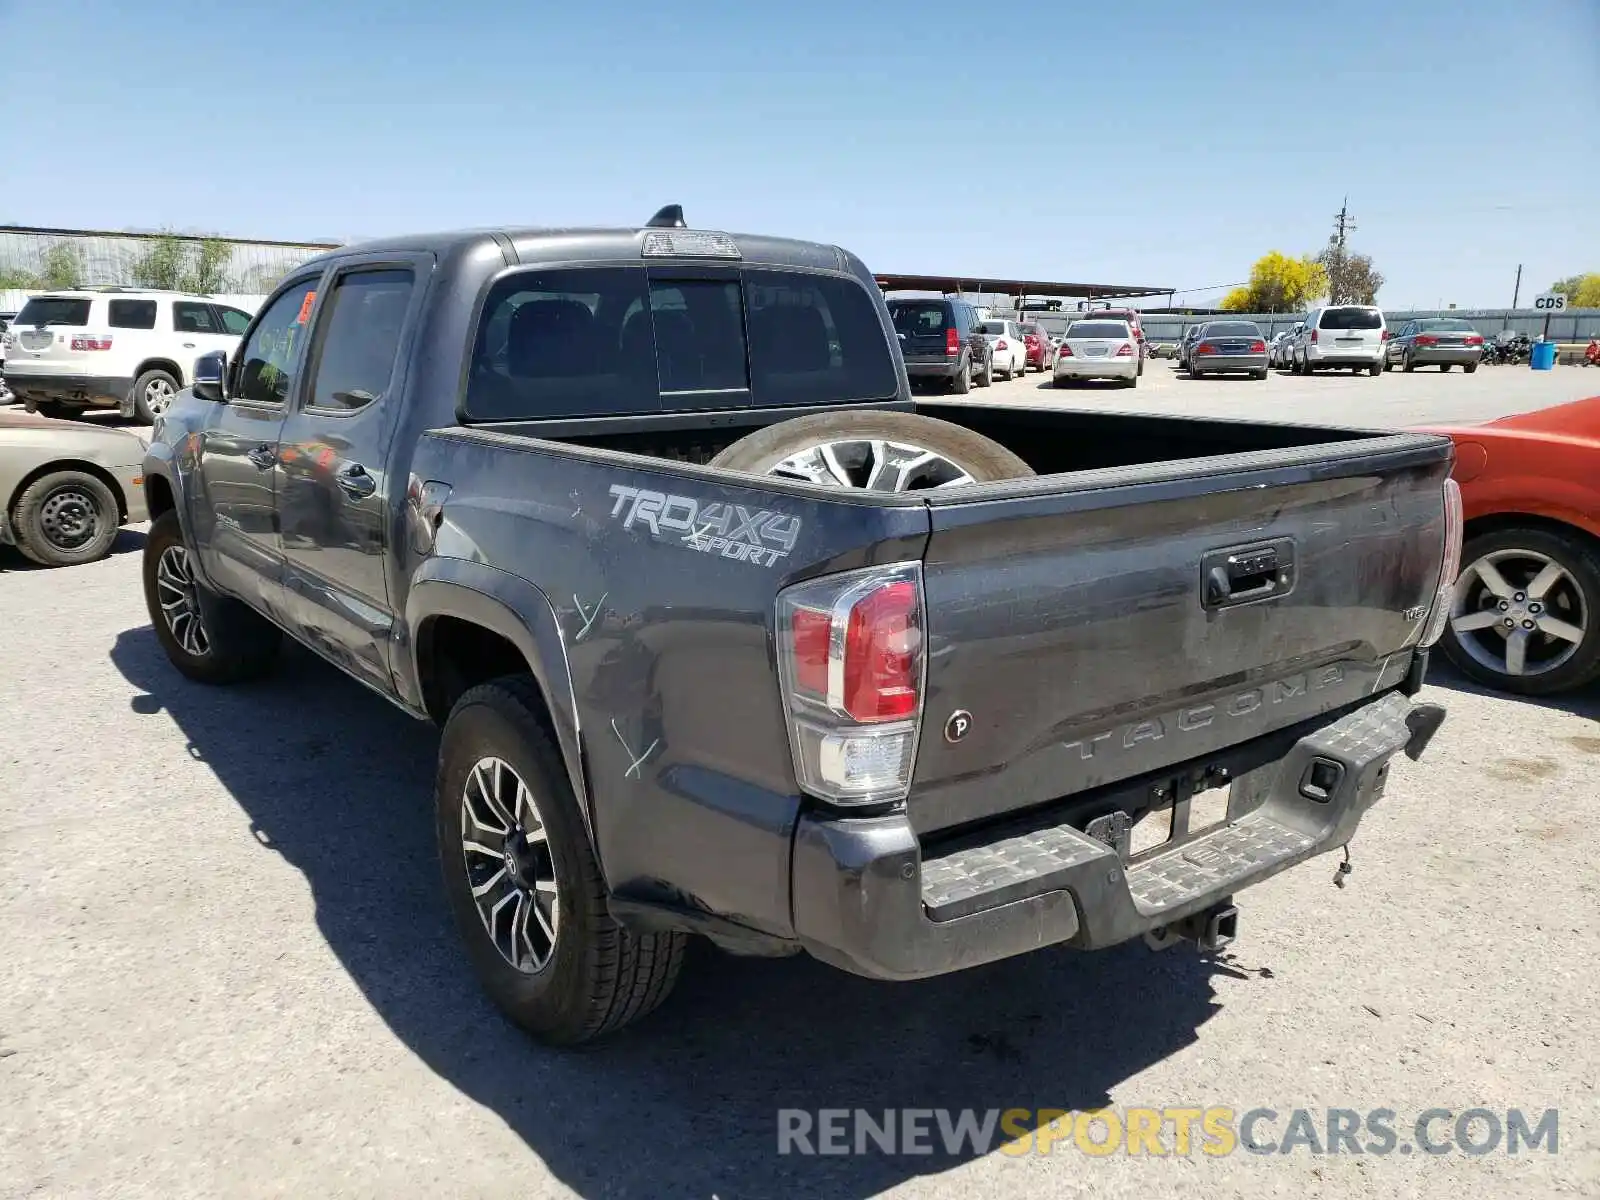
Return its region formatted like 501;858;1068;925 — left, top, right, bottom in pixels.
2;369;1598;1199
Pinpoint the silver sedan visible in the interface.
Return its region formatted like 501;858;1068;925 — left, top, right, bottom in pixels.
1187;321;1270;380
0;411;148;567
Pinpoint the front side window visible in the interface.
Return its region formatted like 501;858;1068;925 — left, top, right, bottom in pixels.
218;307;253;335
108;300;157;330
304;268;415;412
235;278;318;405
174;301;221;334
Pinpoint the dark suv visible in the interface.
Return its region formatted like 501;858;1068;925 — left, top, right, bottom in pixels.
886;297;993;393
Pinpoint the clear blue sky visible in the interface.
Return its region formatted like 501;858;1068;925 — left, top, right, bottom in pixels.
4;0;1595;308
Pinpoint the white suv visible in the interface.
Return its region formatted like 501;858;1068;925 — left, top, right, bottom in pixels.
1;289;252;422
1289;304;1387;376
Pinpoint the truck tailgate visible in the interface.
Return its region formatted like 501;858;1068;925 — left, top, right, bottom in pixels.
911;435;1453;835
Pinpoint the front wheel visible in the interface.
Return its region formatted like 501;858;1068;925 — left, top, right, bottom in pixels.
1440;527;1600;696
11;469;121;567
436;677;687;1045
1403;354;1415;372
142;510;281;683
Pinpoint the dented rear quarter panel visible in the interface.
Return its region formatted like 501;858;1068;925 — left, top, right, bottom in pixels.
401;427;929;939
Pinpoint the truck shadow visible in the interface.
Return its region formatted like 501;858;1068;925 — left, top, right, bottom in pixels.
1423;655;1600;719
110;626;1235;1199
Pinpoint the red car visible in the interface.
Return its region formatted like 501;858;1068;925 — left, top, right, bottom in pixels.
1017;323;1051;372
1414;395;1600;695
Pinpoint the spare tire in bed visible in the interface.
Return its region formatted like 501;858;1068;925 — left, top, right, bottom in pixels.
707;410;1035;493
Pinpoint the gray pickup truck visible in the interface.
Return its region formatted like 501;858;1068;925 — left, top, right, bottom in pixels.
139;206;1458;1045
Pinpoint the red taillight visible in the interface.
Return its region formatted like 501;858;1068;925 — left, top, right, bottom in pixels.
71;335;113;351
1249;340;1266;353
1415;335;1438;347
1196;342;1217;355
1381;329;1391;341
1465;335;1484;346
1057;343;1073;357
995;339;1008;350
1310;329;1319;344
841;581;919;721
1115;343;1134;357
777;564;925;805
945;327;960;357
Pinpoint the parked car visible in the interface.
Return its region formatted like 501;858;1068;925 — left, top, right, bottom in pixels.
1267;331;1291;368
1052;318;1140;387
978;318;1028;380
1;288;254;423
1414;394;1600;696
1288;305;1387;376
1084;307;1147;376
1;411;149;566
1018;322;1052;372
1176;323;1207;370
0;312;14;405
1187;321;1269;380
139;207;1455;1045
1383;318;1486;374
886;296;993;394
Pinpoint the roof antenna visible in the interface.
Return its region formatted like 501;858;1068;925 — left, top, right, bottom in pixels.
646;204;687;229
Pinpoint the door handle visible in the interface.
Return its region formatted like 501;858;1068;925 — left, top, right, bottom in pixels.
247;445;276;471
334;463;377;499
183;342;196;349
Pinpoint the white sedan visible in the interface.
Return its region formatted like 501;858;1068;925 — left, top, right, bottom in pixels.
1052;318;1140;387
977;319;1028;380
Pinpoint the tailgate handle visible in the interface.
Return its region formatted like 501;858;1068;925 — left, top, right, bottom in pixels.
1202;541;1293;609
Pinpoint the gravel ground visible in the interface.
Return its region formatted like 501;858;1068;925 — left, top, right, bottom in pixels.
2;371;1598;1199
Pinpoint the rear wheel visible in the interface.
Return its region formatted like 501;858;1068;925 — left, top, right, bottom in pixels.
949;356;972;395
978;355;993;387
142;510;281;683
11;469;121;567
1367;362;1381;376
132;368;180;424
1440;364;1452;373
1441;527;1600;696
1253;369;1269;380
437;677;687;1045
1465;362;1478;374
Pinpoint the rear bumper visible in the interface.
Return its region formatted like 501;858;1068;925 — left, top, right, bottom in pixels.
1407;346;1482;365
1193;353;1267;372
1306;345;1381;365
1055;356;1137;379
2;369;133;409
791;689;1443;980
903;358;965;380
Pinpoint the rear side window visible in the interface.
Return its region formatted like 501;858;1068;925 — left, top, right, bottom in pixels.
1067;321;1131;339
889;302;950;335
109;300;157;330
743;270;898;407
304;268;415;412
16;297;90;327
1318;307;1383;330
173;301;221;334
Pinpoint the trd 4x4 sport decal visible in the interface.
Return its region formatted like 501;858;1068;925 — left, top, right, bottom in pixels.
607;484;801;567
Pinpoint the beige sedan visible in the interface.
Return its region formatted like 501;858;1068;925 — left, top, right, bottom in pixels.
0;412;148;568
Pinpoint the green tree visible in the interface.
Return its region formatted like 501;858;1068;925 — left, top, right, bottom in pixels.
1550;273;1600;307
1318;245;1384;305
1221;252;1328;313
131;233;187;290
0;266;42;289
184;238;232;294
40;242;86;289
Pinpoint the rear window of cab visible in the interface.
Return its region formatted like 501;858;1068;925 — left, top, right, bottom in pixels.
16;297;92;327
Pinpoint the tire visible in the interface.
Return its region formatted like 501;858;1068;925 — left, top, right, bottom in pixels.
1440;364;1452;373
1367;363;1381;377
29;400;70;420
10;469;121;567
1190;367;1204;379
142;510;281;684
132;368;180;424
978;355;993;387
1440;526;1600;696
1465;362;1477;374
949;355;972;395
1383;356;1393;372
1403;354;1415;373
1253;369;1269;380
708;409;1034;489
436;677;686;1045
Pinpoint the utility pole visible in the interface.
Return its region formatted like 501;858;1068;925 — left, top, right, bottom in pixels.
1511;263;1523;310
1326;197;1357;303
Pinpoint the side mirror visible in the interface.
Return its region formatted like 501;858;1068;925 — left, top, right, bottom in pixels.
193;350;229;403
